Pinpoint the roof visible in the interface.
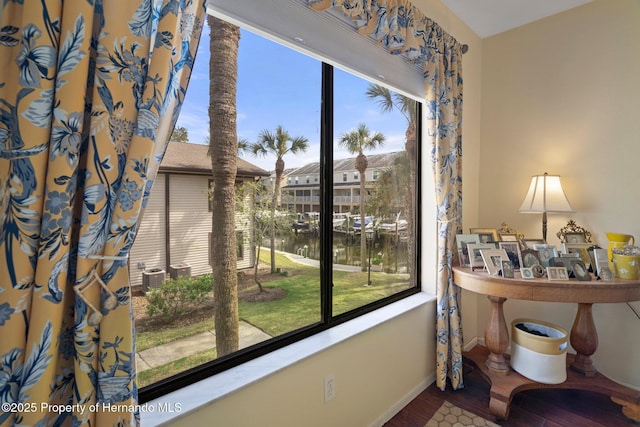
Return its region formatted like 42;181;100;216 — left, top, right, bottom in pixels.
288;152;403;176
160;141;270;178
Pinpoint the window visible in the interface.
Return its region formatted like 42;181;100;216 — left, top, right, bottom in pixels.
137;18;420;401
373;170;379;180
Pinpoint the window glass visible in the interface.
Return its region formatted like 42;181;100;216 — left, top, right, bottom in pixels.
133;27;321;389
332;68;417;316
134;19;419;397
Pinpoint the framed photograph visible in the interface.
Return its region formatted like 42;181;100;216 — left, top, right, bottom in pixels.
569;259;592;281
480;249;509;275
556;220;592;243
467;243;496;269
533;244;558;267
563;243;592;270
520;248;541;268
470;228;500;244
499;241;523;270
456;234;480;267
521;267;535;279
497;222;525;248
564;232;587;244
523;238;545;249
501;260;515;278
499;233;519;242
549;257;572;277
547;266;569;281
531;264;546;278
593;248;610;276
586;245;602;273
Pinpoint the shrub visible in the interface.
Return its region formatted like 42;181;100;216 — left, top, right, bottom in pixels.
146;275;213;320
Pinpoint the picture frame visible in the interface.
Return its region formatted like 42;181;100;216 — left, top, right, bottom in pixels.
568;259;591;281
547;266;569;281
521;267;535;279
469;228;500;244
562;243;592;270
499;233;519;242
497;222;526;248
499;241;523;270
523;238;545;249
467;243;496;269
592;248;610;276
520;248;541;268
501;260;515;278
533;244;558;267
531;264;546;278
587;245;602;273
480;248;509;276
456;234;480;267
556;219;592;243
549;257;573;277
564;232;587;244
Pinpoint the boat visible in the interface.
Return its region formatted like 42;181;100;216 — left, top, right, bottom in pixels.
378;213;408;235
332;212;350;230
352;216;375;232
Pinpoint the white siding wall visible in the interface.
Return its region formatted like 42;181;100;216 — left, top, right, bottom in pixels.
236;189;253;270
129;173;256;290
129;174;167;289
168;174;212;278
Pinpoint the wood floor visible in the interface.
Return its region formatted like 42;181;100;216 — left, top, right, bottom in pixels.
384;359;638;427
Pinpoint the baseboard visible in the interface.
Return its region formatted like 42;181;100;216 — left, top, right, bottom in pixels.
464;336;479;352
369;372;436;427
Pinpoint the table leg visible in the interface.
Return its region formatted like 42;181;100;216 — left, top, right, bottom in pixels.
484;296;510;373
570;302;598;376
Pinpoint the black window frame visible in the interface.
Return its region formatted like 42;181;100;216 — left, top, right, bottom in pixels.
139;61;422;404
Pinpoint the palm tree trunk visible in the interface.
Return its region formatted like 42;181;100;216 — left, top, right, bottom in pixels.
359;172;367;272
209;15;239;357
270;190;277;273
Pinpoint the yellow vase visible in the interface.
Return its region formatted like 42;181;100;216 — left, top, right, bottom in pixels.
606;232;635;264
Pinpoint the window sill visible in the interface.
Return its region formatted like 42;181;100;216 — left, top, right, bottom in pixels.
141;291;435;426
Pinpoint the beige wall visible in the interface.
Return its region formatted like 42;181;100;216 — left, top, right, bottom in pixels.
165;303;435;427
479;0;640;387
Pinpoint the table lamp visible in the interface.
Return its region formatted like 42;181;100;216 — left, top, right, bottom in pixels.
519;173;574;242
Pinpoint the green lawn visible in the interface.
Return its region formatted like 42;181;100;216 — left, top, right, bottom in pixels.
136;250;411;387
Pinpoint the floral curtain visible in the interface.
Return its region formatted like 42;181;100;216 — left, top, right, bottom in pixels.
0;1;204;425
307;0;465;390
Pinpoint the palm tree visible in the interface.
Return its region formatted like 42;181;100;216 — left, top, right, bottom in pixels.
208;15;240;357
250;125;309;272
366;84;418;282
339;123;385;272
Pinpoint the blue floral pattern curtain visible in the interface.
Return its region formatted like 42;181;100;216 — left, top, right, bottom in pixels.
0;1;205;425
307;0;465;390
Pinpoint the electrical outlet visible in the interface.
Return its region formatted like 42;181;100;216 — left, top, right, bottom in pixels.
324;374;336;403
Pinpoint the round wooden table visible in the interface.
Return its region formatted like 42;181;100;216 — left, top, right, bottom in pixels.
453;266;640;421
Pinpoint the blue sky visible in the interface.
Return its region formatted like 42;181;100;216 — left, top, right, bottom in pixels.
176;25;407;172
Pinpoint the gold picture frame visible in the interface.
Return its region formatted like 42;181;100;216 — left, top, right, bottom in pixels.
469;228;500;244
557;220;592;243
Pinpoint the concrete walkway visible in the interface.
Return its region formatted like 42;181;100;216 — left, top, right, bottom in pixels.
136;250;359;372
137;321;271;372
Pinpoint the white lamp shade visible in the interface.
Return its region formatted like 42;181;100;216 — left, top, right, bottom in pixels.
519;174;574;213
